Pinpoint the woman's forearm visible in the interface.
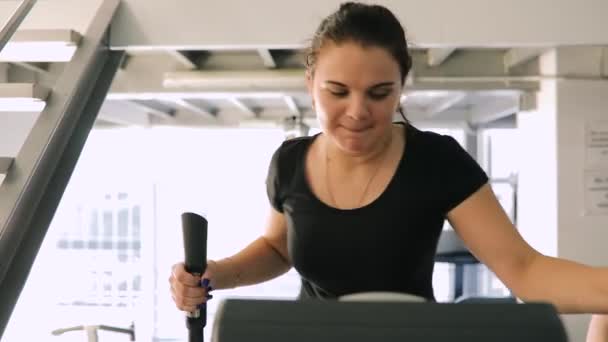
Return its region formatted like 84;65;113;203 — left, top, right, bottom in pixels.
515;254;608;314
587;315;608;342
210;236;292;290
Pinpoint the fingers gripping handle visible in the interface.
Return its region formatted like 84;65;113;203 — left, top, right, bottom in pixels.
181;212;208;342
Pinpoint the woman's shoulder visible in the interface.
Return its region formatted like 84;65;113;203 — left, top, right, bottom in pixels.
279;135;316;153
269;134;316;175
406;123;461;156
273;134;318;164
266;135;315;206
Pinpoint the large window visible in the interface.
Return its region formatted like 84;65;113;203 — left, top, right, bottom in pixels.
4;129;155;342
5;124;473;341
4;126;294;341
54;192;143;308
475;128;520;298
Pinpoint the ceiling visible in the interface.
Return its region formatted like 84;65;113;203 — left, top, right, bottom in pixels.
84;47;537;130
5;0;608;132
0;44;542;131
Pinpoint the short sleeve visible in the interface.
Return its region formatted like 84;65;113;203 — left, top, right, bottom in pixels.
265;144;284;212
438;136;489;214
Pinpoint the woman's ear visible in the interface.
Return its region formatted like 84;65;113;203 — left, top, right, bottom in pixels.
305;70;315;109
305;70;313;94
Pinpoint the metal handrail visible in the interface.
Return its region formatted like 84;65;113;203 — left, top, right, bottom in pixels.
0;0;37;54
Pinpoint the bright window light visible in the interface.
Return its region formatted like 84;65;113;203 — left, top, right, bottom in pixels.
0;97;46;112
0;29;80;62
0;41;77;62
0;84;49;111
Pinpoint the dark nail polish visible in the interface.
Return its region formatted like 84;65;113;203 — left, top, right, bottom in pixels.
206;294;213;300
207;286;214;292
200;278;210;288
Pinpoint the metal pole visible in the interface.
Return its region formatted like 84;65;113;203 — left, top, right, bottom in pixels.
0;0;122;336
0;49;124;338
0;0;37;53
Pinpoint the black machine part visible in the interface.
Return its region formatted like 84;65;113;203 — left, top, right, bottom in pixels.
211;299;568;342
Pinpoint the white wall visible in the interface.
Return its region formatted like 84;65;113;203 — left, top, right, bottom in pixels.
557;79;608;342
518;48;608;342
516;51;559;257
557;79;608;264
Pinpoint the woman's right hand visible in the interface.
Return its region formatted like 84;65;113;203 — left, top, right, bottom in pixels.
169;261;215;313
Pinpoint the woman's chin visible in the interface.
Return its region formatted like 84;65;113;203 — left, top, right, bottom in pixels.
337;138;372;155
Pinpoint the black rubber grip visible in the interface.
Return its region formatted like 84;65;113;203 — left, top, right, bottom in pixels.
182;212;208;275
181;212;208;342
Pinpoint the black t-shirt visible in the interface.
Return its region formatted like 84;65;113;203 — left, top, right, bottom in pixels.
265;122;488;301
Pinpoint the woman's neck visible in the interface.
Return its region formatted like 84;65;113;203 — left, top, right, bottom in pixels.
323;126;394;171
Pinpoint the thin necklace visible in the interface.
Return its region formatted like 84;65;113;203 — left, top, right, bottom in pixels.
325;136;392;208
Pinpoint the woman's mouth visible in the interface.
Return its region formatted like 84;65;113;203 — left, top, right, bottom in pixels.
343;125;371;133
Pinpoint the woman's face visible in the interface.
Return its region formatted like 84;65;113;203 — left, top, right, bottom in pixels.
307;40;403;156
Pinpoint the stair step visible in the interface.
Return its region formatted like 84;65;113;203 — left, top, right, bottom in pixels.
0;29;81;62
0;83;49;111
0;157;14;175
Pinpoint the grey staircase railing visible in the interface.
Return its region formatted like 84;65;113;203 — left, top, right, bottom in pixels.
0;0;37;53
0;0;124;338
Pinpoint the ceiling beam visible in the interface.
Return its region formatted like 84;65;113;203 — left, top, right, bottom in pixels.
161;50;540;92
166;50;197;70
229;98;257;117
163;69;306;91
406;108;470;122
128;100;175;120
257;49;276;68
504;48;546;69
425;92;467;117
413;49;506;77
283;95;300;116
469;96;520;126
97;101;151;126
408;79;539;92
427;48;455;67
172;98;216;120
108;91;288;101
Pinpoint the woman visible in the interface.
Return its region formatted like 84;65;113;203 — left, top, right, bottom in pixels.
170;2;608;314
588;315;608;342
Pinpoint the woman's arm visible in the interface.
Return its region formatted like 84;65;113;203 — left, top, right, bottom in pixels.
447;183;608;313
210;207;292;290
587;315;608;342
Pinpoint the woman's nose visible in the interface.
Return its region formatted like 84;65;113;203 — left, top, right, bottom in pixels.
346;95;371;121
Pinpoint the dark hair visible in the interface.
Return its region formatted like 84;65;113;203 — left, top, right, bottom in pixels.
305;2;412;122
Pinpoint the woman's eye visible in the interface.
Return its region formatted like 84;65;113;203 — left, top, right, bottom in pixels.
369;91;391;100
329;90;348;97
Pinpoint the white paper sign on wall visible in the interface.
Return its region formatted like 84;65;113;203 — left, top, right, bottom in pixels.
585;122;608;167
584;170;608;215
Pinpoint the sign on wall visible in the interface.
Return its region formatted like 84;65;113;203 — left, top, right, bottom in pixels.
584;170;608;215
585;122;608;168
